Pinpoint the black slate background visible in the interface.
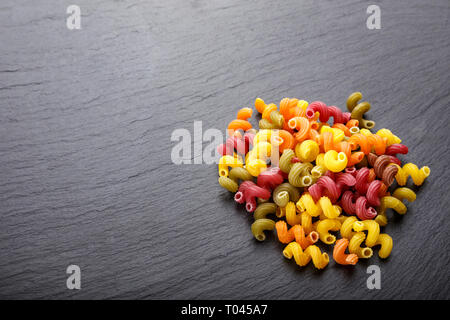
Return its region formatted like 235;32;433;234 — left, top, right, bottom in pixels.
0;0;449;299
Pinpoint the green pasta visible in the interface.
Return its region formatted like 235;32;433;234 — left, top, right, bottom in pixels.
251;218;276;241
346;92;375;129
288;162;313;187
254;202;278;220
273;182;300;207
228;167;253;182
270;110;284;128
258;111;284;129
218;176;239;192
279;149;295;173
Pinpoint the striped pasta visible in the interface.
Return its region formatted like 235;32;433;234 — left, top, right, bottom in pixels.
348;232;373;259
282;242;329;269
316;219;341;244
346;92;375;129
273;183;301;207
394;163;430;186
253;202;278;220
333;238;359;265
275;221;319;249
217;93;430;272
373;234;393;258
352;220;380;247
251;218;276;241
218;176;239;192
288;162;314;187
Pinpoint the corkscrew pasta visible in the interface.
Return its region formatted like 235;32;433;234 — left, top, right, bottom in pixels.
215;92;430;271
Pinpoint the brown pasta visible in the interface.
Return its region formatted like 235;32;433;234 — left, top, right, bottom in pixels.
367;153;398;186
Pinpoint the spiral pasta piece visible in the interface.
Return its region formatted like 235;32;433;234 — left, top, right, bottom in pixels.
333;238;358;265
373;233;393;259
218;176;239;192
295;140;320;163
348;232;374;259
218;155;244;177
316;219;341;244
273;183;301;208
366;153;399;186
227;119;253;136
251;218;276;241
288;162;314;187
228;167;253;183
392;187;417;203
236;107;253;120
279;149;295;173
394;163;430;186
296;194;342;219
376;128;401;146
275;221;319;249
253;202;278;220
340;216;358;239
324;150;348;172
346;92;375;129
282;242;329;269
285;201;302;226
352;220;380;247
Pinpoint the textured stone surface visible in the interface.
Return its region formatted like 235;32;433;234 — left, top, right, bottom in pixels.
0;0;449;299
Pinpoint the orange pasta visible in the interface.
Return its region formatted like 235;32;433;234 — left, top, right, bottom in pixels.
333;238;358;265
227;119;252;136
275;221;319;249
288;117;311;142
279;98;299;120
346;119;359;128
333;123;351;136
348;133;387;155
236;107;253;120
278;130;295;152
262;104;278;120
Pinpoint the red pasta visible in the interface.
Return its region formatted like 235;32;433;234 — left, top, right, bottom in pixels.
257;167;284;191
308;176;341;203
217;132;254;156
340;190;357;215
234;181;271;212
385;144;409;156
355;196;377;220
306;101;351;124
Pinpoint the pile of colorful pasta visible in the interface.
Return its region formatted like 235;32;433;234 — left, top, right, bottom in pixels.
217;92;430;269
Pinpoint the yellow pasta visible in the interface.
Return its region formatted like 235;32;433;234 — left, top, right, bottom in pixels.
295;140;320;163
320;126;345;143
394;163;430;186
348;232;373;259
282;242;329;269
316;219;341;244
301;211;314;235
375;196;408;226
376;128;401;146
218;155;243;177
352;220;380;247
285;202;302;226
323;150;348;172
340;216;358;239
373;233;393;259
246;158;267;177
296;194;341;218
392;187;417;202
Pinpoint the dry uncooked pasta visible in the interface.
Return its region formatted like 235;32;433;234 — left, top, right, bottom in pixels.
216;93;430;270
